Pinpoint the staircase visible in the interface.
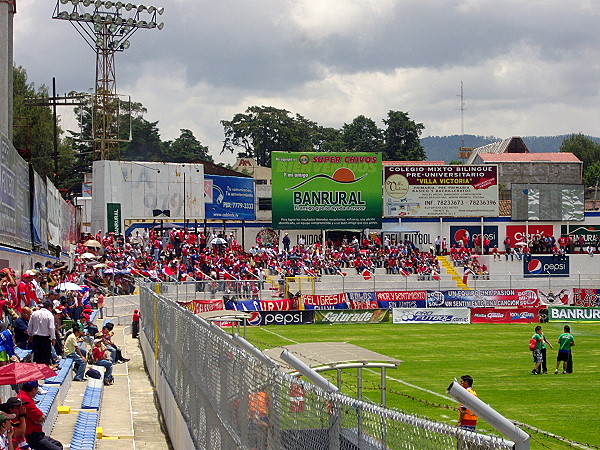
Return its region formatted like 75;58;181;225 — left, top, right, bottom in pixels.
437;255;469;289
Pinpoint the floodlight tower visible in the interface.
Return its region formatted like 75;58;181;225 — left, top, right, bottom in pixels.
53;1;164;160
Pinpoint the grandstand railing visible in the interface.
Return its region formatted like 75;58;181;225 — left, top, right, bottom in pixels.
139;283;516;449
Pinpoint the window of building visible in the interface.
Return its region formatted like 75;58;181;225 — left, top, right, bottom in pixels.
258;197;272;210
255;179;268;185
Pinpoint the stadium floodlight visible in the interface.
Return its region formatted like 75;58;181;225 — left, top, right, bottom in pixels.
53;0;165;160
157;6;163;14
157;22;163;30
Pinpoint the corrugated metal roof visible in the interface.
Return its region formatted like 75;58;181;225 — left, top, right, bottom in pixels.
467;137;529;164
477;153;581;163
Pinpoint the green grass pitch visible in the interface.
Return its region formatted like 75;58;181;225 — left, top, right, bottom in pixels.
245;322;600;450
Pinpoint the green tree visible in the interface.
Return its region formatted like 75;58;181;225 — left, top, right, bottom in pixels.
560;134;600;185
341;115;383;153
12;65;75;185
221;106;320;167
315;126;345;152
382;110;426;161
163;129;213;163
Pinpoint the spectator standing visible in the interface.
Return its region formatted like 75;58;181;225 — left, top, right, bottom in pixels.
27;301;55;366
131;310;140;339
457;375;478;431
97;293;105;319
555;325;575;374
282;233;290;253
17;381;63;449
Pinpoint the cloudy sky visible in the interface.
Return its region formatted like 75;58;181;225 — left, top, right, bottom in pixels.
12;0;600;164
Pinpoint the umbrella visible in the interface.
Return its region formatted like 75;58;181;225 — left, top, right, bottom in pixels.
0;362;57;385
515;242;528;247
210;237;227;245
80;252;97;260
56;282;84;291
93;263;107;269
83;239;102;248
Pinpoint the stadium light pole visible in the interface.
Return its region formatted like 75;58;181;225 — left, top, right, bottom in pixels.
53;1;164;160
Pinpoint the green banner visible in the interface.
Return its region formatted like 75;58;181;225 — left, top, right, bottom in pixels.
314;309;389;324
548;306;600;322
561;225;600;246
271;152;382;229
107;202;122;234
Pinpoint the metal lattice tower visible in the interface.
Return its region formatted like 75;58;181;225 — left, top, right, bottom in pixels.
53;1;164;160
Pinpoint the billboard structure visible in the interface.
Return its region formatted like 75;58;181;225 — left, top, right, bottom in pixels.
511;184;584;221
271;152;382;229
204;175;255;220
383;165;498;217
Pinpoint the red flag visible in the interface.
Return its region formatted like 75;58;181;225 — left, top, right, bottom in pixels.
362;269;372;280
162;266;175;277
462;265;471;285
432;271;441;281
399;268;409;277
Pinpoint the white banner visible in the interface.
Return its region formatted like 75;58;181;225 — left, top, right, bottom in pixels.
392;308;471;324
383;165;498;217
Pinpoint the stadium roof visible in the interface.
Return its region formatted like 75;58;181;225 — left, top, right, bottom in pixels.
475;153;581;163
264;342;402;372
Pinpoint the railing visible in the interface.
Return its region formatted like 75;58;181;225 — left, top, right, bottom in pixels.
139;283;518;449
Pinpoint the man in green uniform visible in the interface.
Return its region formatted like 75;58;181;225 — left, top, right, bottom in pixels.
555;325;575;374
531;326;543;375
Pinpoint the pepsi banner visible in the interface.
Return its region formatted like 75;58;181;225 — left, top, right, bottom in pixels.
470;308;540;323
572;289;600;307
246;310;315;326
314;309;389;324
426;289;540;308
392;308;470;324
450;225;498;249
204;175;256;220
523;256;569;277
548;306;600;322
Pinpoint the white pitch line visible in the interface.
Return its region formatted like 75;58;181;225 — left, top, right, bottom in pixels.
259;328;453;400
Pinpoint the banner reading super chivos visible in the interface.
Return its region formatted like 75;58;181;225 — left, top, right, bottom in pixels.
271;152;382;229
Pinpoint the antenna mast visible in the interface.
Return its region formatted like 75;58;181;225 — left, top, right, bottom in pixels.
457;81;472;161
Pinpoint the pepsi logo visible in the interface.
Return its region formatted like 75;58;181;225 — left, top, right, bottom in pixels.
527;259;543;274
247;311;262;326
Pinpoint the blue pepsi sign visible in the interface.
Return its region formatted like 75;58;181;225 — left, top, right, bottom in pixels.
523;256;569;277
450;225;498;248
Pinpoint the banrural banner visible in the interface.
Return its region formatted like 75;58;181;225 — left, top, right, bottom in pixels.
470;308;540;323
271;152;382;229
548;306;600;322
383;165;498;217
392;308;470;324
561;224;600;246
314;309;389;324
426;289;540;308
204;175;255;220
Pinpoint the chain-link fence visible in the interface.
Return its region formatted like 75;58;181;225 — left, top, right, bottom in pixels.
139;284;515;449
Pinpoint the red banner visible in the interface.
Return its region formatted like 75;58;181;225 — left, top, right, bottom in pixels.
375;291;427;302
505;225;554;244
470;308;540;323
572;288;600;307
348;300;378;309
177;299;224;314
260;299;293;311
303;293;347;307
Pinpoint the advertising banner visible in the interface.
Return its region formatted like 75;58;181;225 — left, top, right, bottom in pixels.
46;179;61;247
561;224;600;246
31;171;48;251
383;165;498;217
226;299;260;311
392;308;470;324
271;152;382;229
538;289;571;305
505;224;554;244
177;299;224;314
107;203;122;234
376;291;427;308
314;309;389;324
426;289;540;308
204;175;255;220
450;225;499;249
523;256;569;277
0;134;31;250
261;298;293;311
470;308;540;323
548;306;600;322
346;292;378;309
246;310;314;326
572;289;600;307
302;293;347;309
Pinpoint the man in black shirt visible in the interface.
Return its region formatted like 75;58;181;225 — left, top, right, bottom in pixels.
14;307;31;349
